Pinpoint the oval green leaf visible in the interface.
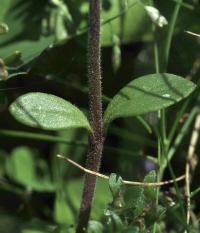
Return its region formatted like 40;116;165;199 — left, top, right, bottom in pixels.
9;92;91;131
104;73;196;128
6;147;55;192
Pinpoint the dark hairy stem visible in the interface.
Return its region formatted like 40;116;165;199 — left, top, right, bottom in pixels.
76;0;103;232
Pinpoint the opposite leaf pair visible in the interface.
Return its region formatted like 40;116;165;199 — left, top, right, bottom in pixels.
9;73;196;132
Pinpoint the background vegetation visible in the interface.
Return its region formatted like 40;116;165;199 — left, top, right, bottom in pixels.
0;0;200;232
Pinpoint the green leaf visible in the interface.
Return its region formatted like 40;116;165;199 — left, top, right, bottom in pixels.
0;0;55;66
9;92;91;131
6;147;55;192
132;186;146;217
0;0;11;21
52;128;88;183
131;171;159;220
104;73;196;128
109;173;124;197
104;210;123;232
54;192;71;224
109;173;125;208
0;36;54;66
0;0;49;43
53;178;111;226
88;221;104;233
143;170;157;201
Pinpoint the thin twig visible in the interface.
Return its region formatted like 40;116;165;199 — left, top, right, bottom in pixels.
57;154;185;187
185;30;200;38
185;112;200;232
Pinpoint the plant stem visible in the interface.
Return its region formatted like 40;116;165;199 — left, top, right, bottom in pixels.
161;0;183;71
167;105;198;164
191;187;200;198
0;129;88;146
0;129;157;162
159;0;183;175
150;3;162;231
76;1;103;232
167;99;190;147
185;113;200;229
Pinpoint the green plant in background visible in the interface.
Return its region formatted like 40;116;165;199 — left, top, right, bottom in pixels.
0;0;200;233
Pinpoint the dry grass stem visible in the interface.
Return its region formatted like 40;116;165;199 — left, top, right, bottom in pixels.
185;30;200;38
57;154;185;187
185;113;200;231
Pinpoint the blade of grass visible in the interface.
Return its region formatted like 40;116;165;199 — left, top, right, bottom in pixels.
161;0;183;71
167;103;199;164
0;129;88;147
